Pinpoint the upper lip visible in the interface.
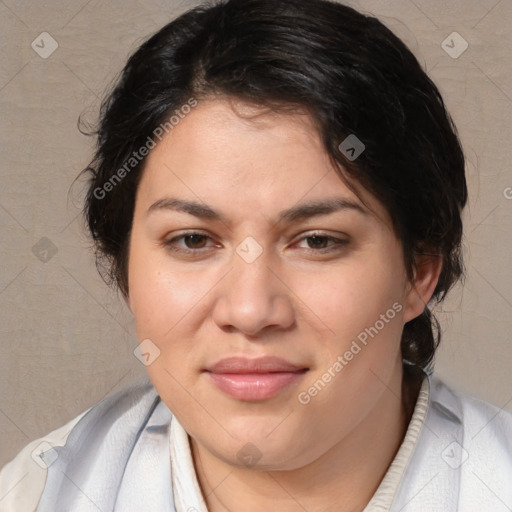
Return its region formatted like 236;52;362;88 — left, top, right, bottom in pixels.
205;356;309;374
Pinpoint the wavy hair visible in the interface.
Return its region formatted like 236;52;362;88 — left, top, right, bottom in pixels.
81;0;467;372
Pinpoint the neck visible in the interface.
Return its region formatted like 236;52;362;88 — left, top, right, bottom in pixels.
191;364;423;512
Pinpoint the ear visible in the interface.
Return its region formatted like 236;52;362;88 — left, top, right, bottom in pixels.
403;253;443;323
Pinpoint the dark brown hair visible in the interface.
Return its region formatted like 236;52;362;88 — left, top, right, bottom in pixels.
81;0;467;372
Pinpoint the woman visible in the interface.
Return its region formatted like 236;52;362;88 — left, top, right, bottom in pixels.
1;0;511;510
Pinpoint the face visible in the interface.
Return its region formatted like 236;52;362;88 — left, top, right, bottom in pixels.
127;97;428;470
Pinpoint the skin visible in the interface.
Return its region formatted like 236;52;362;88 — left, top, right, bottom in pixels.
127;97;441;512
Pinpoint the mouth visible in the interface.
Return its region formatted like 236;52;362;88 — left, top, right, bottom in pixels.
203;356;310;401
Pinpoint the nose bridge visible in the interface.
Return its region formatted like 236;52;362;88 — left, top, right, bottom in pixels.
233;239;274;296
212;236;295;335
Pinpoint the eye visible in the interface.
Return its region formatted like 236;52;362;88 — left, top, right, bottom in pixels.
162;230;349;257
294;233;349;254
163;231;217;254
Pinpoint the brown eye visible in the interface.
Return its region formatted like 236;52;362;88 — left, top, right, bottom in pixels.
163;231;216;254
182;234;208;249
296;233;349;254
305;235;330;249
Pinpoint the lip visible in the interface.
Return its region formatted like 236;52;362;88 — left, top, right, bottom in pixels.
204;356;309;401
205;356;307;374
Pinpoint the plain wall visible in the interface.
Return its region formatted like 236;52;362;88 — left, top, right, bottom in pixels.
1;0;511;468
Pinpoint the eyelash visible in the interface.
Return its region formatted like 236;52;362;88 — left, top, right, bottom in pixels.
162;230;349;256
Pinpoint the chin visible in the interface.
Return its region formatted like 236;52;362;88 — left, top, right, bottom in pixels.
210;435;312;472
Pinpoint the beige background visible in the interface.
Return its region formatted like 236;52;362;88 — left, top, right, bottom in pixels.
0;0;511;469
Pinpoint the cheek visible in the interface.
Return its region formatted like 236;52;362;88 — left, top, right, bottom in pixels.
305;261;406;335
127;248;206;401
128;244;205;336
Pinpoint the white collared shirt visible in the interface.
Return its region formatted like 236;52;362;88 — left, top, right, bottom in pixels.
2;373;512;511
167;377;430;512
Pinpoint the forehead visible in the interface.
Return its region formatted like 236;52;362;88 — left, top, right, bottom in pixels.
149;98;328;175
136;97;389;226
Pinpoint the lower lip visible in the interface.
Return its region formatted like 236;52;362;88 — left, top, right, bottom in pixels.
207;371;307;401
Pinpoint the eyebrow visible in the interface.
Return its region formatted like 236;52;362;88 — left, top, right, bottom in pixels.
146;197;367;224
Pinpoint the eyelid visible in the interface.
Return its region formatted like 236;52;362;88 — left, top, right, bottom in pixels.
292;229;350;242
163;229;218;250
162;229;350;255
292;231;350;252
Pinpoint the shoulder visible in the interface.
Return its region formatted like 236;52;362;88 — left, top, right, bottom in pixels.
0;409;89;512
430;374;512;442
429;374;512;506
0;378;159;512
392;373;512;510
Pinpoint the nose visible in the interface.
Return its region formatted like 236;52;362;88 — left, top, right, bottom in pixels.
211;245;296;337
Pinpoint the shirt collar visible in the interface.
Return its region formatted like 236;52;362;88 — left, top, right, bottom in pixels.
168;372;446;512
